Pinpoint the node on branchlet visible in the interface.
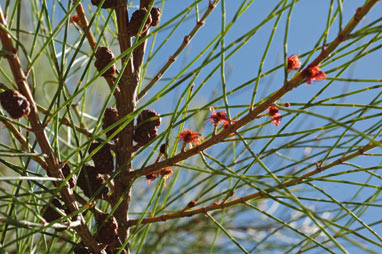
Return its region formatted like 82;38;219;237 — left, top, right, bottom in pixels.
94;46;117;77
159;167;173;179
186;200;197;209
150;7;161;27
133;109;161;146
127;8;152;37
41;199;65;223
91;0;118;9
96;212;119;245
0;89;30;119
103;107;119;140
89;141;114;174
77;165;109;200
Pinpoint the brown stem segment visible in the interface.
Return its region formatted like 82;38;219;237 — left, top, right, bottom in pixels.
111;0;136;250
0;7;105;254
125;0;378;181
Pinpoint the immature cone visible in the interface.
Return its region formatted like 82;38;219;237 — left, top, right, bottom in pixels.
150;7;161;27
91;0;118;9
89;142;114;174
73;244;91;254
61;164;77;188
96;212;119;245
133;109;161;146
0;89;30;119
77;165;109;200
127;8;152;37
48;163;77;188
94;46;117;77
103;107;119;140
41;199;64;223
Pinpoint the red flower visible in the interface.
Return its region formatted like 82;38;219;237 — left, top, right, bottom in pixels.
208;107;228;125
179;129;201;151
287;55;301;72
268;106;281;127
303;65;326;85
179;129;201;145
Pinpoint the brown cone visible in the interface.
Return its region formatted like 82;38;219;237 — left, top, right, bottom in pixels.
96;212;119;245
94;47;117;77
91;0;117;9
61;164;77;188
77;165;108;200
127;8;152;37
41;199;64;223
150;7;161;27
0;89;30;119
133;109;160;146
89;142;114;174
103;107;119;140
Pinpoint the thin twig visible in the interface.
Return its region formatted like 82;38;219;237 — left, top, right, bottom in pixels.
137;0;218;99
0;216;82;229
126;139;376;227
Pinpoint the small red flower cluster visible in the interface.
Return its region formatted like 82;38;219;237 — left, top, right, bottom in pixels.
208;107;228;125
179;129;201;146
268;106;281;127
287;55;301;72
208;107;237;133
303;65;327;85
287;55;326;85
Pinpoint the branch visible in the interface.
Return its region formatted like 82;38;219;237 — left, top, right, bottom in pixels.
0;8;105;254
0;216;81;230
137;0;218;99
125;0;378;181
126;141;376;227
